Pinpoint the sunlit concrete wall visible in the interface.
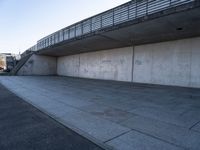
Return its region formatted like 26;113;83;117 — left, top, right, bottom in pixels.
17;55;57;75
57;54;80;77
17;37;200;88
57;47;133;82
133;37;200;88
57;37;200;88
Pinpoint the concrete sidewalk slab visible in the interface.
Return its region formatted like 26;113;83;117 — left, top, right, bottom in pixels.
192;122;200;133
107;131;183;150
1;76;200;150
0;83;104;150
121;115;200;149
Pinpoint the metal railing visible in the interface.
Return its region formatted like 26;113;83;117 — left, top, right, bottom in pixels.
27;45;37;52
37;0;194;50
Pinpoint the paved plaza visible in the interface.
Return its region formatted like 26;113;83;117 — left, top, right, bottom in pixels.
0;82;103;150
0;76;200;150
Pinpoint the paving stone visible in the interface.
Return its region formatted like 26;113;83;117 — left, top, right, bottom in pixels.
1;76;200;150
0;82;103;150
107;130;183;150
58;108;131;142
121;115;200;149
129;106;200;128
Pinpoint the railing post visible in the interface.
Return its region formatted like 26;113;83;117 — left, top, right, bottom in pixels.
112;9;114;26
68;29;70;39
146;0;148;15
135;0;138;18
90;19;92;32
100;15;102;28
81;22;83;36
53;35;55;45
75;25;76;37
128;2;130;20
63;30;64;41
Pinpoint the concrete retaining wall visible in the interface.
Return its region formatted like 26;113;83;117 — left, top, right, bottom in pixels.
17;37;200;87
57;47;133;82
17;55;57;75
57;54;80;77
133;37;200;88
57;37;200;88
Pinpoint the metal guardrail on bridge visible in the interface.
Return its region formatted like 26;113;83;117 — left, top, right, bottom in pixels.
37;0;195;50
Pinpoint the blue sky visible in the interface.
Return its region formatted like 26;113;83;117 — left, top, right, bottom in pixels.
0;0;129;54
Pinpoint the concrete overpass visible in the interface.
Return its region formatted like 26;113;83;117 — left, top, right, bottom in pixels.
16;0;200;88
36;0;200;56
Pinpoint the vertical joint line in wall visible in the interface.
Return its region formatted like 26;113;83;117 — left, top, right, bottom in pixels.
56;57;58;75
78;54;80;77
150;48;153;83
131;46;135;82
189;48;192;87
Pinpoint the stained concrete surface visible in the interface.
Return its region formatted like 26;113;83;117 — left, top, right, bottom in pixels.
57;47;133;82
0;76;200;150
17;55;57;75
56;37;200;88
0;83;103;150
133;37;200;88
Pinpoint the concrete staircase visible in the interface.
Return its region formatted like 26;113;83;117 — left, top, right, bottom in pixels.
10;53;33;75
